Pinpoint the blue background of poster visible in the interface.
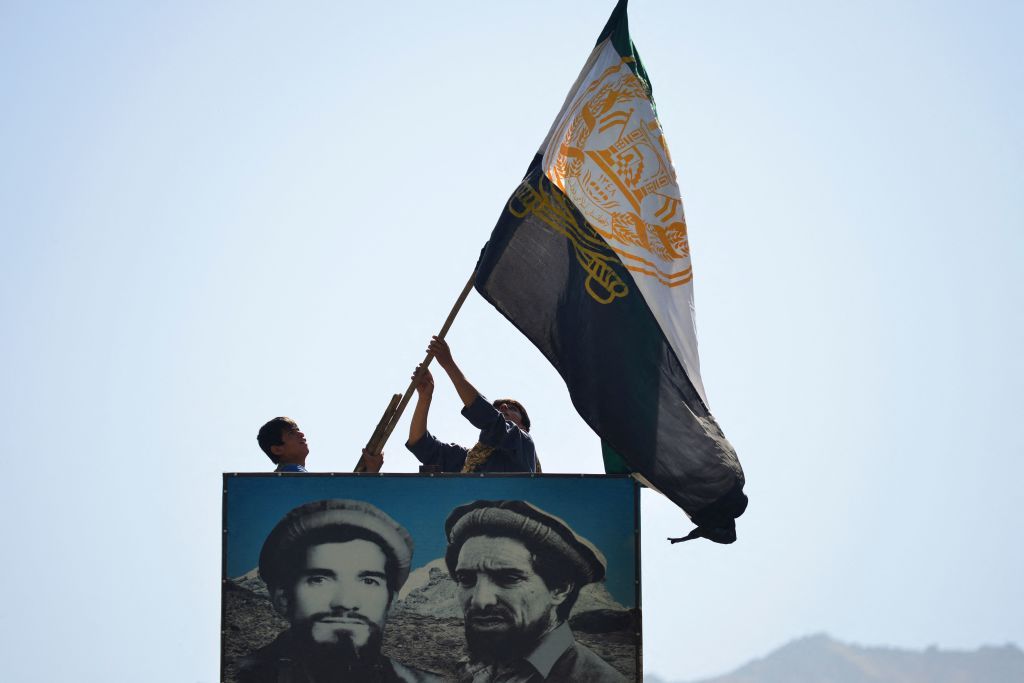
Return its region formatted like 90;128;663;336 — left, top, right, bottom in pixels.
225;474;638;608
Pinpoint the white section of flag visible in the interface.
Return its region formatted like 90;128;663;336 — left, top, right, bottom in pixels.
540;39;708;407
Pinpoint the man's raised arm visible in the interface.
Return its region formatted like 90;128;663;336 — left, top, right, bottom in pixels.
428;336;480;408
407;366;435;446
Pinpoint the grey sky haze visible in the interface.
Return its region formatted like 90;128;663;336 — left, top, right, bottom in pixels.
1;1;1021;681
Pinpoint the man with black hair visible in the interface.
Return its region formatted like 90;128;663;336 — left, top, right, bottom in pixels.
406;337;537;473
257;417;382;473
444;500;626;682
237;499;441;683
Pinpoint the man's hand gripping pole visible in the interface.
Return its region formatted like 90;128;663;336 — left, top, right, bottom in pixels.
354;272;477;472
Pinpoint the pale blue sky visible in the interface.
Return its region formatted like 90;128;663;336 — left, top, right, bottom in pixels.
1;1;1021;681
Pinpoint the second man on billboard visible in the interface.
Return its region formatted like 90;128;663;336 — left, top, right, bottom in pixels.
445;499;627;682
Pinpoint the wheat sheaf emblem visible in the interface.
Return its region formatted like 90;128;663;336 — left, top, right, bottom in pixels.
508;174;629;305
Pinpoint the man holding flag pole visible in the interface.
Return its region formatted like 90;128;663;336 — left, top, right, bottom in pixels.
405;336;538;474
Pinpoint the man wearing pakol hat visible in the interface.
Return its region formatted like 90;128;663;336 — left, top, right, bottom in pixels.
444;500;627;682
407;337;537;473
237;499;442;683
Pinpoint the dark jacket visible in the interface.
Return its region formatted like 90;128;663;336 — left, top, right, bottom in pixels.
406;395;536;473
236;630;445;683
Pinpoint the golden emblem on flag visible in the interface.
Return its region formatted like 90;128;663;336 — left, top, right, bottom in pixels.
509;174;629;305
544;57;692;288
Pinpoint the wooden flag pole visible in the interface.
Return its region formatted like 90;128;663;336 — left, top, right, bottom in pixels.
354;271;478;472
354;392;401;474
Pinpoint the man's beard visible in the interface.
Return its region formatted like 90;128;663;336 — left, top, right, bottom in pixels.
292;611;385;679
463;605;553;664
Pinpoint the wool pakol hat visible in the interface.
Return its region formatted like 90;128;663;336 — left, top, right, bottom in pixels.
258;499;414;592
444;499;606;584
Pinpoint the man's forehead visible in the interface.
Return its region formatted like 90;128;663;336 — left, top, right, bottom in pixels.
456;535;533;571
305;539;387;570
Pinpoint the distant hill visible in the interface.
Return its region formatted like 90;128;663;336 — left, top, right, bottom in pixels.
646;633;1024;683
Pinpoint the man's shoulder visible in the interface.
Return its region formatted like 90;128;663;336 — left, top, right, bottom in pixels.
549;639;628;682
235;632;295;683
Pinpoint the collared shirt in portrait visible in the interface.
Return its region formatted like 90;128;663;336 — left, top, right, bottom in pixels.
458;622;626;683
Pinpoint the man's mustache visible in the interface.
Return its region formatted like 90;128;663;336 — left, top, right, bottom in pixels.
308;610;373;627
465;605;514;623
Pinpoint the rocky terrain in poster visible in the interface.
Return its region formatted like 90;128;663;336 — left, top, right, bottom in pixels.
223;559;638;681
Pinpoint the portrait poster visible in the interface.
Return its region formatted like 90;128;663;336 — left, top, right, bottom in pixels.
222;474;641;682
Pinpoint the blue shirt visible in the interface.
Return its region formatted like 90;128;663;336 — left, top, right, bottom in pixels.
274;463;308;473
406;394;537;473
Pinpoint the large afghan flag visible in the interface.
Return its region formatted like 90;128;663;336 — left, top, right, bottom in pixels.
474;0;747;542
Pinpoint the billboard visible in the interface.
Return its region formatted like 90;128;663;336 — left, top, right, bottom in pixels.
222;474;641;682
